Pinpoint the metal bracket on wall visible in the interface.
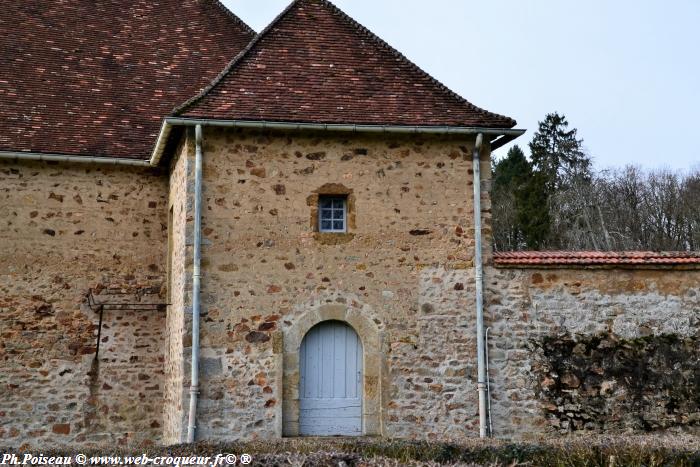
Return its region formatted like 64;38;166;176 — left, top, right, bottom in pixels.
85;288;168;359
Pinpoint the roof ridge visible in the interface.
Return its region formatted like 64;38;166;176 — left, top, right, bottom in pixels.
206;0;256;36
174;0;516;127
173;0;302;116
315;0;516;127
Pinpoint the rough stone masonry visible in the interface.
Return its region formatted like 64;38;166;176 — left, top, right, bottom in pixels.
486;266;700;438
1;128;698;448
0;162;167;446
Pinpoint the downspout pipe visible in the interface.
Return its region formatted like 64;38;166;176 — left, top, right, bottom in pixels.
186;124;204;443
472;133;488;438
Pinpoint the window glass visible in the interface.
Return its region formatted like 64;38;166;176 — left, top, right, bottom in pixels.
318;196;347;232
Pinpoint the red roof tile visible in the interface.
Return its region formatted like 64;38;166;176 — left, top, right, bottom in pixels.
0;0;254;160
176;0;517;129
493;251;700;267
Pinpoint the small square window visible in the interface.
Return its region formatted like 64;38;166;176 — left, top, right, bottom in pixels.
318;196;347;233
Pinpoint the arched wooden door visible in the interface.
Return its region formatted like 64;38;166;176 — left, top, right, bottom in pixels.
299;320;363;436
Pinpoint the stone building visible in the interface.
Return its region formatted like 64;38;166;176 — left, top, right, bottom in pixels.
1;0;698;447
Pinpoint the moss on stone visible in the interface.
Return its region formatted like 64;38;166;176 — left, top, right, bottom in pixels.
532;332;700;433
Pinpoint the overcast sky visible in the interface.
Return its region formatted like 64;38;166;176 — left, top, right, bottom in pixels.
222;0;700;171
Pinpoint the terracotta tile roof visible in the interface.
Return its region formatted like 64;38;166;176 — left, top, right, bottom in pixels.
0;0;254;160
176;0;517;129
493;251;700;267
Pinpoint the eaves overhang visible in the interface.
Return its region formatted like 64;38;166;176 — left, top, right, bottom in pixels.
0;150;152;167
149;117;526;166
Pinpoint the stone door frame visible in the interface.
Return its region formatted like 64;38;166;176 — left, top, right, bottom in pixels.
281;304;383;436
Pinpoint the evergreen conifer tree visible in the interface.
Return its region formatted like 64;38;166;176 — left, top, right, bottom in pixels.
529;112;592;191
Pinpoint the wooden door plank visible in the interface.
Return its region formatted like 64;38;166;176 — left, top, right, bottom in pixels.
299;321;363;436
300;407;362;418
300;398;361;409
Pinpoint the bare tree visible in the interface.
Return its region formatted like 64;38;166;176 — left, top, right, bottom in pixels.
494;165;700;252
550;166;700;251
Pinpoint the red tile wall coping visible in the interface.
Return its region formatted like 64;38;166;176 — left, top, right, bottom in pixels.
494;251;700;267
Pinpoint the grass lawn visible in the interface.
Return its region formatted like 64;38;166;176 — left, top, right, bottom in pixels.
3;434;699;466
208;435;700;466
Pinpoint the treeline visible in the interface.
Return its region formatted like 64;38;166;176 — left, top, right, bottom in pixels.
492;113;700;252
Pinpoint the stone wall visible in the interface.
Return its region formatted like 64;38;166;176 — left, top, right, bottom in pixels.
3;133;698;447
166;126;488;441
486;266;700;438
0;160;168;447
162;132;195;444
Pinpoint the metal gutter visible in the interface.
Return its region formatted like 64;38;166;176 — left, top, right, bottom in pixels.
150;118;525;166
0;150;151;167
0;123;524;168
186;124;204;443
472;133;489;438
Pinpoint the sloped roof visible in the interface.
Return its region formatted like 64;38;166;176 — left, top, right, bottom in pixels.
176;0;516;129
0;0;254;160
494;251;700;268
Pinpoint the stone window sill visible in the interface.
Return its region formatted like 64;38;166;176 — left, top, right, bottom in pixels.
313;232;355;245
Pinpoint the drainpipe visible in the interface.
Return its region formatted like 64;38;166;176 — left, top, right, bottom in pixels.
472;133;488;438
186;124;203;443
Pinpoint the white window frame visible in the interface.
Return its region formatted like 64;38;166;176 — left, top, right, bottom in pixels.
318;196;347;233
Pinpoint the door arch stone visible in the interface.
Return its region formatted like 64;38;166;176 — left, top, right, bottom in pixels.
282;304;383;436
